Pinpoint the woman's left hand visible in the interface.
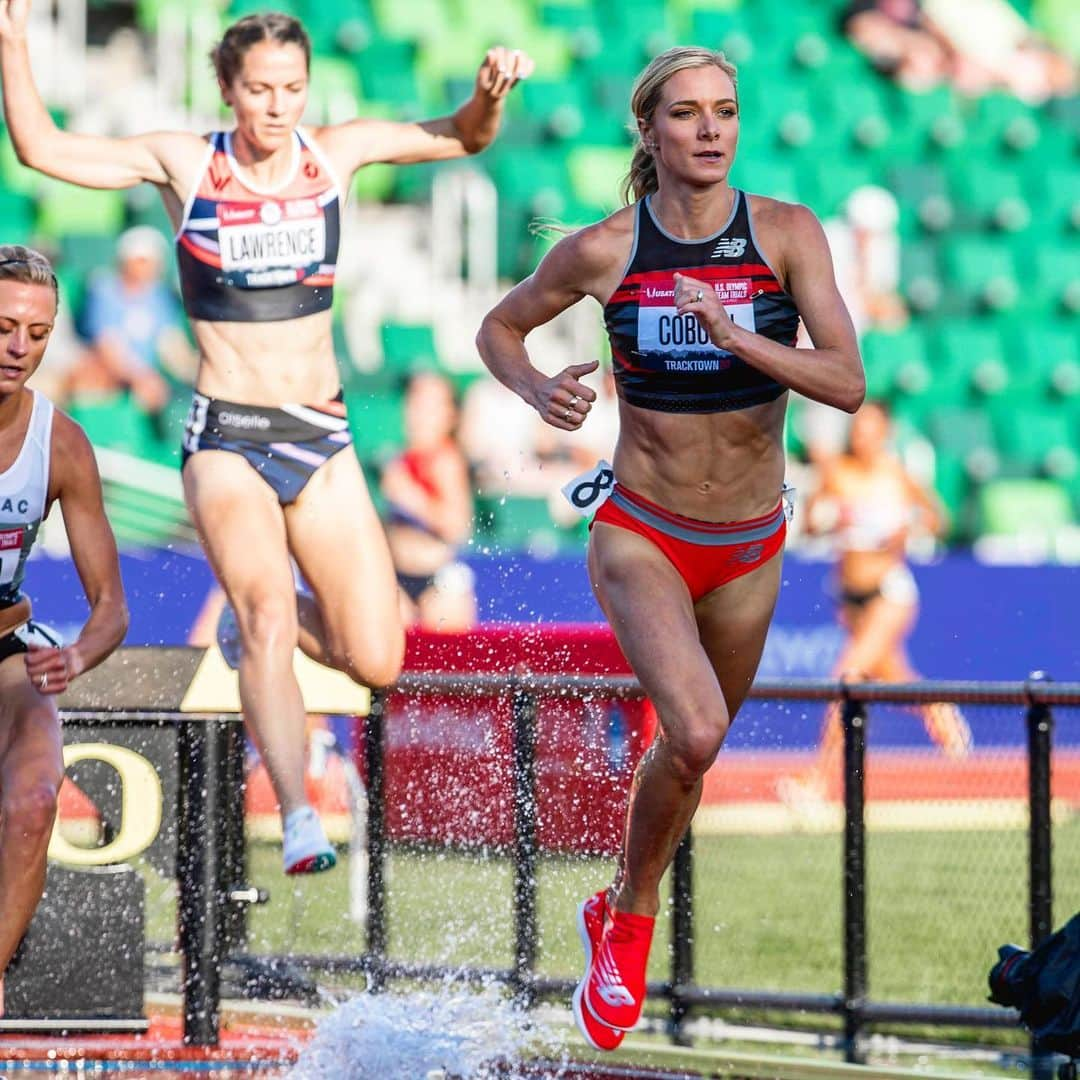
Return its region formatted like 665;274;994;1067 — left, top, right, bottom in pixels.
673;272;739;351
475;47;534;101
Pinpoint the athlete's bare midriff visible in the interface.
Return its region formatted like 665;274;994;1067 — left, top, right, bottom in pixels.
189;310;340;404
611;394;787;522
588;191;791;523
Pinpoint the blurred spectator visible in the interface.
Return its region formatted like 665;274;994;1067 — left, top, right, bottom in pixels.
381;371;477;631
69;226;196;434
460;362;616;516
922;0;1075;101
459;371;550;496
843;0;1075;100
841;0;952;91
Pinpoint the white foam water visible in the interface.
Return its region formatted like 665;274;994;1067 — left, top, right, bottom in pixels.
289;983;565;1079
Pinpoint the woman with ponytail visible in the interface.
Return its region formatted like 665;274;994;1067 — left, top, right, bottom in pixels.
478;45;864;1051
0;0;532;876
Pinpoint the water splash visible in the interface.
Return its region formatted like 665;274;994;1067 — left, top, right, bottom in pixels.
290;982;564;1079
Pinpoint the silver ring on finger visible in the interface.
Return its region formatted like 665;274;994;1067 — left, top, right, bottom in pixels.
563;407;573;421
695;288;704;303
38;673;47;689
568;394;581;407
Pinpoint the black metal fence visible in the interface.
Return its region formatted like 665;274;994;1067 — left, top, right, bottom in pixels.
58;674;1080;1071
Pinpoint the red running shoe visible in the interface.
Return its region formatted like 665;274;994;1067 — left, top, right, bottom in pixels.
572;891;624;1051
584;907;655;1032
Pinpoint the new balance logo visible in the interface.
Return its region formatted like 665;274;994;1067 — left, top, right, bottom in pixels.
712;237;747;258
598;982;636;1008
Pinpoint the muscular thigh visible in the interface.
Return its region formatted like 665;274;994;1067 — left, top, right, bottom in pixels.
182;451;295;608
284;449;401;654
588;524;726;728
0;657;62;796
694;549;784;718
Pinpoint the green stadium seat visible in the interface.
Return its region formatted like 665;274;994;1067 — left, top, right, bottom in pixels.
566;145;631;213
379;321;439;376
356;39;422;114
886;163;953;234
941;238;1019;314
860;326;928;400
1033;243;1080;315
487;147;572;220
36;183;125;240
976;478;1075;537
68;395;158;459
948;162;1030;231
925;406;1000;482
992;405;1079;480
937;322;1008;398
930;450;972;537
1026;165;1080;233
298;0;372;55
1010;323;1080;401
899;240;943;314
0;189;36;245
371;0;451;42
344;388;405;464
800;159;875;219
729;157;799;203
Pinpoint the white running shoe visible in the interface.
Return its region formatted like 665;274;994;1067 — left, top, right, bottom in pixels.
282;806;337;875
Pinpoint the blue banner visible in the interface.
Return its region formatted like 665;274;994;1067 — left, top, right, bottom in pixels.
26;546;1078;748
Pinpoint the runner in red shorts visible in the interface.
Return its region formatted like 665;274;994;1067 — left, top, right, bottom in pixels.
478;47;863;1049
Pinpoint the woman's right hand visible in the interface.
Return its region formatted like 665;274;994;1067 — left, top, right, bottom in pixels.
0;0;31;41
531;359;599;431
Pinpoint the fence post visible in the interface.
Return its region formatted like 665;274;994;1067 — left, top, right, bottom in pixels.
220;719;247;954
177;716;227;1045
841;694;868;1065
511;686;539;1007
671;829;695;1045
364;691;387;992
1026;672;1055;1080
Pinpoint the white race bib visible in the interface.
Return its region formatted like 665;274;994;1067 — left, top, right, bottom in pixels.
0;527;24;586
638;277;757;358
561;460;615;518
217;199;326;274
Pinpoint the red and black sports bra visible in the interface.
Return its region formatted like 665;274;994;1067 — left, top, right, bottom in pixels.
175;128;342;323
603;190;801;413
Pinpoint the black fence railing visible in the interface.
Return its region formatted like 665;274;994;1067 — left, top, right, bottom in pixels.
58;674;1080;1072
349;675;1079;1071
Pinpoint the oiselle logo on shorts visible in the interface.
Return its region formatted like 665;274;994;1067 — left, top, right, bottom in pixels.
217;411;272;430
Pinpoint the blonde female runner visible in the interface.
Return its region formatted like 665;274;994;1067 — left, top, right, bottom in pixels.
478;47;863;1049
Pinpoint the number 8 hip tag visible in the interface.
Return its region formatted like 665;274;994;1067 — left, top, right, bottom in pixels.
561;459;615;517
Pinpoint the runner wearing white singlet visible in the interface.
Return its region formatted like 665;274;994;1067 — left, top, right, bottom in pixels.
0;246;127;975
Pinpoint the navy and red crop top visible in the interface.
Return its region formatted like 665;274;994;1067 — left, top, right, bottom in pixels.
175;128;342;323
604;190;801;413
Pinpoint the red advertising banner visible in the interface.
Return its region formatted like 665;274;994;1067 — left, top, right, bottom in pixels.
372;625;656;855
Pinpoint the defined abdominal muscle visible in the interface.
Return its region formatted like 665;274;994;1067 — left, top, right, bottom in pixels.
190;312;339;404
